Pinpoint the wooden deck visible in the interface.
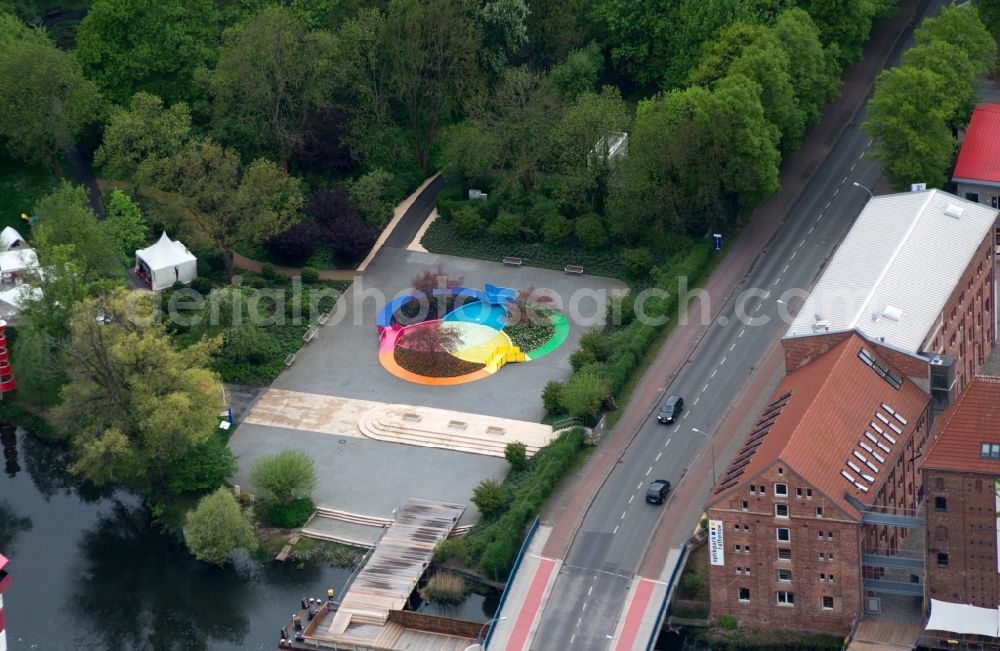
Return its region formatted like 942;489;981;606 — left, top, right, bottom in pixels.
848;621;923;650
305;499;472;650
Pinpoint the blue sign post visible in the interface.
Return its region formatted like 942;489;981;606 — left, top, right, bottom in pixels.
713;233;722;251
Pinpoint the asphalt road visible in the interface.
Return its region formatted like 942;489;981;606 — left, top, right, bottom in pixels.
529;2;943;647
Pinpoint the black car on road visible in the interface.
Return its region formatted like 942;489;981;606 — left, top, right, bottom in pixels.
646;479;671;504
657;395;683;424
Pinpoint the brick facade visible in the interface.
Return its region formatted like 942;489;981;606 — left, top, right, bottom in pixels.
783;232;995;394
923;468;1000;608
707;464;860;634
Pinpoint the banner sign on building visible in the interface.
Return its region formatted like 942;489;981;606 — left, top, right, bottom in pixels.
708;519;725;566
995;480;1000;573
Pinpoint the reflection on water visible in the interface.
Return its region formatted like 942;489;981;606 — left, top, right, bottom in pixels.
2;429;352;651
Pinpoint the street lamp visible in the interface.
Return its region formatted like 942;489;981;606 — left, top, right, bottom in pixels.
473;616;507;650
692;427;717;487
852;181;874;199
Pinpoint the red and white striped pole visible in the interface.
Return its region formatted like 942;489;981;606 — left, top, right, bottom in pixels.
0;321;15;397
0;553;10;651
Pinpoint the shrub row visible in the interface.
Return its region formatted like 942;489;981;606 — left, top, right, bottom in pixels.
467;427;587;580
696;627;843;651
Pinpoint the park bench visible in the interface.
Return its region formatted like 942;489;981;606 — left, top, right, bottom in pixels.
564;265;584;275
448;420;468;430
303;328;317;343
284;353;296;367
485;426;506;436
502;256;523;266
402;413;422;422
317;311;331;326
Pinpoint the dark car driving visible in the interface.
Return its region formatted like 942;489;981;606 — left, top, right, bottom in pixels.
657;395;684;424
646;479;671;504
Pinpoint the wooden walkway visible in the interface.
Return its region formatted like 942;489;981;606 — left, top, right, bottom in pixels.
848;621;923;651
306;499;469;649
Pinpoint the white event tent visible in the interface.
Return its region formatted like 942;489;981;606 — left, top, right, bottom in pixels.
925;599;1000;638
135;232;198;291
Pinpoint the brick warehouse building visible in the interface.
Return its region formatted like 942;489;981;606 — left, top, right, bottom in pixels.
922;375;1000;609
783;189;997;416
705;334;931;634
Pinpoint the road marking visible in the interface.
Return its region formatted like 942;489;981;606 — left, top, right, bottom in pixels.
629;494;634;504
656;451;662;461
850;162;857;172
664;439;671;448
645;466;652;476
773;277;780;286
842;175;848;184
588;585;594;597
782;264;789;273
790;250;797;260
636;482;642;490
833;187;839;196
824;200;832;210
739;328;746;338
570;634;576;645
762;290;771;299
799;239;806;248
582;601;588;612
808;225;814;234
692;397;699;407
729;342;736;352
621;509;627;519
720;356;727;365
702;383;709;393
710;369;717;378
577;617;582;628
682;411;689;420
867;137;874;148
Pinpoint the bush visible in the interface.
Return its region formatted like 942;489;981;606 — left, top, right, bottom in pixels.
560;370;610;420
718;615;738;630
301;266;319;284
432;537;468;564
575;213;607;250
419;571;466;604
480;525;522;581
167;435;237;494
579;330;611;361
472;478;511;518
489;209;526;241
221;323;280;365
452;204;487;238
260;262;278;281
266;496;315;528
504;441;529;471
541;213;573;246
606;294;635;328
190;276;213;295
308;188;375;266
569;347;597;372
250;449;317;506
265;220;319;265
621;247;654;279
683;573;707;599
542;381;563;414
184;488;258;566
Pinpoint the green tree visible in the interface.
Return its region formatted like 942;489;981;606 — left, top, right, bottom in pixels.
548;42;604;100
477;0;529;77
184;487;258;566
438;122;499;180
76;0;221;104
541;380;563;414
11;325;62;407
249;449;317;506
523;0;588;68
198;5;334;166
350;168;395;229
220;323;280;365
686;21;763;87
903;40;982;130
471;478;510;518
504;441;529;471
559;369;610;420
104;190;148;260
166;435;237;493
799;0;885;67
728;30;805;153
58;289;224;490
771;9;838;127
863;65;957;189
94;93;192;184
19;245;101;339
915;4;994;74
979;0;1000;39
0;37;101;177
385;0;481;168
32;183;119;279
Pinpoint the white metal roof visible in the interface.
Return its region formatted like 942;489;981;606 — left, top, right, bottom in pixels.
0;248;39;274
135;231;196;271
926;599;999;637
785;190;997;355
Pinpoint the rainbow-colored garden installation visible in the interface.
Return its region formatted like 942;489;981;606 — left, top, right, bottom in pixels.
376;284;568;385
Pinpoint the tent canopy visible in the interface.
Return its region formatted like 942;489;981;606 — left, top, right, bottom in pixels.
0;285;42;311
135;232;197;290
0;248;39;275
926;599;1000;637
0;226;25;251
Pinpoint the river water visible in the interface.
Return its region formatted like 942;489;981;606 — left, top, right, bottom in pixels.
0;428;353;651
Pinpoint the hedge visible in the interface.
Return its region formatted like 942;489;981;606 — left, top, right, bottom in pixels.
696;627;843;651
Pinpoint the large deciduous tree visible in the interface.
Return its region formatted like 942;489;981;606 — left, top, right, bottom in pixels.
0;36;101;177
197;5;334;167
75;0;221;105
58;289;224;491
94;92;192;184
249;449;317;506
385;0;481;168
184;488;257;566
32;183;119;280
476;0;529;78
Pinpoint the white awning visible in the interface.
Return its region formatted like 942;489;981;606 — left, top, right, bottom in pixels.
0;285;41;311
0;226;24;251
0;248;39;274
926;599;1000;637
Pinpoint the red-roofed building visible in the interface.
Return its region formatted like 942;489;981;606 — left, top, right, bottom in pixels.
954;104;1000;210
705;334;931;634
922;375;1000;609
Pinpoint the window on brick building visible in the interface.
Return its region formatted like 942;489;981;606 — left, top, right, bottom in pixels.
776;591;794;606
815;507;823;518
937;553;949;567
935;496;948;512
739;587;750;602
750;486;756;495
829;553;833;561
778;548;791;560
777;528;790;542
759;485;766;495
745;545;751;552
817;530;824;539
734;523;741;531
806;489;813;498
796;487;803;498
775;483;788;496
819;573;825;581
735;544;742;552
822;596;834;610
827;531;833;540
741;500;749;511
775;504;788;518
778;569;791;582
981;443;1000;459
777;467;783;475
829;575;834;582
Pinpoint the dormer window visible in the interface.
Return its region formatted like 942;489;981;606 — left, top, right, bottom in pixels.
981;442;1000;459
